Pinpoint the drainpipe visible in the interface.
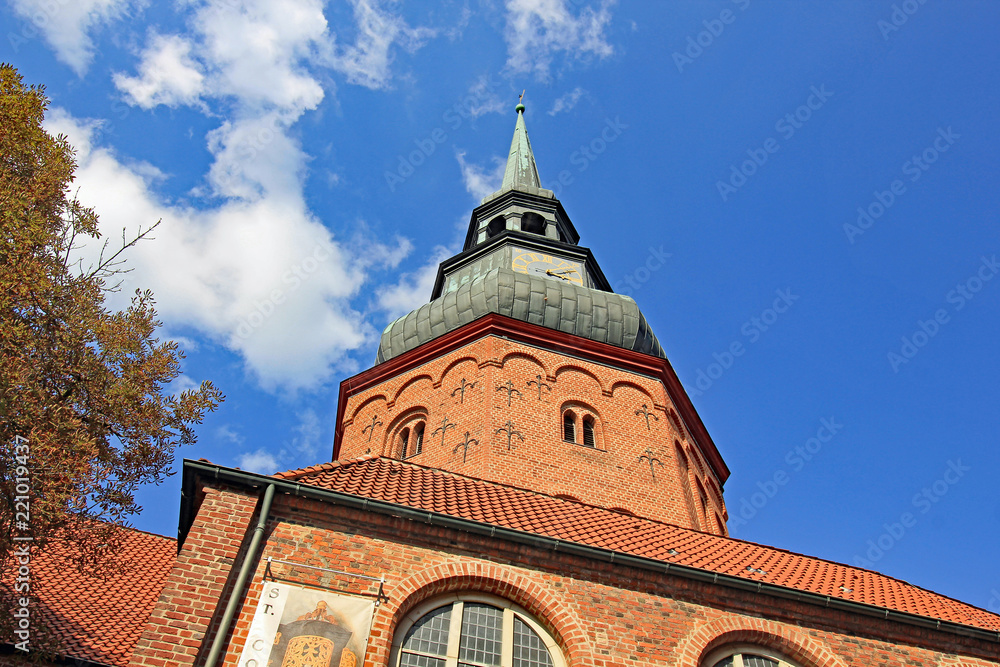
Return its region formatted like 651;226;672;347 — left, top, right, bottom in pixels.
203;482;275;667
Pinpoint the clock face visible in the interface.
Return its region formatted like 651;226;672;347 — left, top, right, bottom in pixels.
511;248;585;286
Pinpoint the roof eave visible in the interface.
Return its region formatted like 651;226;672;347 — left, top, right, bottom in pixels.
180;459;1000;647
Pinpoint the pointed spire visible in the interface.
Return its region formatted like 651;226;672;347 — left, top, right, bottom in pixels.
500;95;542;193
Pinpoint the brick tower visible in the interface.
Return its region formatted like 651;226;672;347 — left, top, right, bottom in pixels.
333;102;730;535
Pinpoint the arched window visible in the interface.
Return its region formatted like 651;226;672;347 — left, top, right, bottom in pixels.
562;411;576;443
582;416;596;448
702;646;800;667
487;215;506;237
715;512;726;535
399;427;411;458
520;212;546;235
412;422;424;456
393;595;564;667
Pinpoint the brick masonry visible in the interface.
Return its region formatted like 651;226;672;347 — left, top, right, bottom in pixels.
127;485;259;667
139;488;998;667
337;335;728;534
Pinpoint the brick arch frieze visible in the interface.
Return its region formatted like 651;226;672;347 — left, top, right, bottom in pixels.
499;350;549;373
370;561;594;667
675;615;848;667
345;393;388;426
555;364;606;395
437;355;481;389
938;659;998;667
609;379;656;402
390;373;435;407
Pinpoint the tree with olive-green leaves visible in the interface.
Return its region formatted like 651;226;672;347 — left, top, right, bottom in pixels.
0;63;222;582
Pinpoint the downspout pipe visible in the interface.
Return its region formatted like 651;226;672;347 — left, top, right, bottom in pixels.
204;482;275;667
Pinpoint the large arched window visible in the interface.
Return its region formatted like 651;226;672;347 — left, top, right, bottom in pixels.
393;595;564;667
703;645;800;667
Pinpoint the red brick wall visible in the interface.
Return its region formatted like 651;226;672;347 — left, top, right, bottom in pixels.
128;484;259;667
187;493;999;667
337;335;728;534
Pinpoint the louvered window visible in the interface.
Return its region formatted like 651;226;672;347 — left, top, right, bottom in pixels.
562;412;575;443
582;416;596;448
395;598;562;667
400;428;411;458
413;422;424;456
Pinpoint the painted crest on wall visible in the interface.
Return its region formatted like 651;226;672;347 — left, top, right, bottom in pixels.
238;582;375;667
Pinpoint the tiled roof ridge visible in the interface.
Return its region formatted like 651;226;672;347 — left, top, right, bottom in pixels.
272;453;379;480
289;456;1000;627
40;524;176;544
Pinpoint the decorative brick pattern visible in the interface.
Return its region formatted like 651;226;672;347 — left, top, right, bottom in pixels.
336;335;727;533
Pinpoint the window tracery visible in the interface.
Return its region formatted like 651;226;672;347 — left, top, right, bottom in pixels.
393;595;563;667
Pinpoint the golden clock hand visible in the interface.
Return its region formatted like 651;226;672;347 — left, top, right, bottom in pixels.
545;269;571;280
547;268;578;276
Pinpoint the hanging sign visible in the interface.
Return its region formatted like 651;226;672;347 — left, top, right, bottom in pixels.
238;582;375;667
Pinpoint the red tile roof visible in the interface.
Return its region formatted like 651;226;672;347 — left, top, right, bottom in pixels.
1;527;175;666
276;456;1000;634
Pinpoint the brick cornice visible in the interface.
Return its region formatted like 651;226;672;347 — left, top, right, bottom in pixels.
333;313;730;484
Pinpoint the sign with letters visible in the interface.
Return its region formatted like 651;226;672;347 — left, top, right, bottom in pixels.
238;582;375;667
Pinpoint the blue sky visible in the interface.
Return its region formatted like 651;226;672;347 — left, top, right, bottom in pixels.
4;0;999;614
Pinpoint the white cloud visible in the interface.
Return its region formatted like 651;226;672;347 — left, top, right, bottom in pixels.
328;0;436;89
193;0;328;111
503;0;615;80
113;33;205;109
166;375;199;397
52;0;446;391
46;108;405;391
9;0;141;75
377;245;454;321
463;74;506;119
290;408;323;458
548;86;585;115
455;150;506;202
215;425;246;446
238;448;281;473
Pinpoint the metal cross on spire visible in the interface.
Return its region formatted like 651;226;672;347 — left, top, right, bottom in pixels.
501;91;540;193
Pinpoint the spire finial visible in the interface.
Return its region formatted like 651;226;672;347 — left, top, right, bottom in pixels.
516;89;525;113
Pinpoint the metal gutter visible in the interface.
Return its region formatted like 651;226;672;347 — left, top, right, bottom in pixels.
182;460;1000;646
203;482;275;667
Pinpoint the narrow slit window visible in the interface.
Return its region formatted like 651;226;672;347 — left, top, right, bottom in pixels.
413;422;424;456
563;412;576;443
399;427;410;458
582;416;596;448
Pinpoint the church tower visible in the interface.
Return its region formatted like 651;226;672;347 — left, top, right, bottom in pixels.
333;102;730;535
